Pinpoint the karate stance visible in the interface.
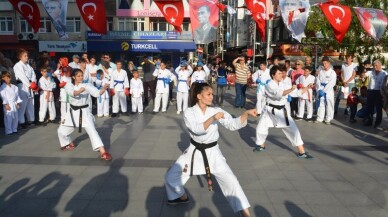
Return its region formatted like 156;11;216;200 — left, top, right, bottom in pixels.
57;69;112;161
253;66;313;159
0;71;22;135
175;61;192;114
165;83;256;217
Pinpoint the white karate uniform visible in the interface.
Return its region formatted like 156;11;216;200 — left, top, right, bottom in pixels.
256;80;304;147
58;83;104;150
190;70;207;84
153;68;176;112
68;62;80;69
296;74;316;119
54;70;72;121
282;76;293;115
13;60;36;124
38;76;56;122
175;67;191;113
110;69;129;113
0;83;22;134
94;77;110;117
130;78;144;113
86;64;98;79
315;68;336;122
252;68;270;114
165;105;250;213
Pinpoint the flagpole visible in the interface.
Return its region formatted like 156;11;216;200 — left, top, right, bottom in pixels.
252;22;256;70
266;19;273;59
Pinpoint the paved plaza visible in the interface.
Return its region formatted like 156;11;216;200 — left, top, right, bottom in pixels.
0;88;388;217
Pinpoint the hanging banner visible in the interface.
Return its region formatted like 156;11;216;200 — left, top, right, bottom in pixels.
76;0;107;34
245;0;267;42
42;0;69;39
154;0;185;33
8;0;41;33
279;0;310;42
319;2;351;43
189;0;218;44
354;7;388;42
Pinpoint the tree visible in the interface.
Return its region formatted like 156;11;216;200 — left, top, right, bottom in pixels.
304;0;388;63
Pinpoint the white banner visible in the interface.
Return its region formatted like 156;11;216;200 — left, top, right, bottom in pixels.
42;0;69;39
39;41;87;52
279;0;310;42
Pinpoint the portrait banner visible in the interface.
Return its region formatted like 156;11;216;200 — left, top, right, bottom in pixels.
279;0;310;42
354;7;388;42
8;0;41;33
189;0;219;45
42;0;69;39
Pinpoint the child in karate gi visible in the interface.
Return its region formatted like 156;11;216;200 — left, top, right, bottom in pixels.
253;66;313;159
0;71;22;135
38;67;56;125
94;69;110;117
54;58;72;123
252;62;271;115
110;61;129;117
295;66;315;121
57;69;112;161
190;62;210;84
165;82;257;217
153;61;176;113
175;61;192;114
130;70;144;114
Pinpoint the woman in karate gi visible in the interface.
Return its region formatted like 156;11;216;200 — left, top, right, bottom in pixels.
165;82;257;217
253;65;313;159
57;69;112;161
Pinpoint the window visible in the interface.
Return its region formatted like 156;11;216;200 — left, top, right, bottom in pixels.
107;17;113;31
20;18;33;33
182;19;190;31
150;18;171;31
66;17;81;32
0;17;13;33
40;18;52;33
117;18;145;31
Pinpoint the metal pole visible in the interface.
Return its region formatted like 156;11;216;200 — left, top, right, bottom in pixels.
266;19;273;58
252;22;256;70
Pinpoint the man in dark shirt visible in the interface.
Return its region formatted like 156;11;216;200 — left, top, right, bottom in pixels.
141;56;156;106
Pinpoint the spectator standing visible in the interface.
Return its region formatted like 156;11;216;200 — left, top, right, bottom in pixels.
232;56;250;109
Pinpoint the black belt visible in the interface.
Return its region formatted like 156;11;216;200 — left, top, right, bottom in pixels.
70;104;88;133
190;138;217;191
267;103;289;126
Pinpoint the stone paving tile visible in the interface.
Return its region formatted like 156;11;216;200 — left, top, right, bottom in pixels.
308;205;354;217
272;203;314;217
348;205;388;217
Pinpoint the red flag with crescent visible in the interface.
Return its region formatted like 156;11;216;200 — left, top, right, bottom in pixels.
8;0;41;33
319;3;351;43
76;0;107;34
354;7;388;42
154;0;184;33
245;0;266;42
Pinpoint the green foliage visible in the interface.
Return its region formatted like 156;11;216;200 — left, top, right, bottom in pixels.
305;0;388;60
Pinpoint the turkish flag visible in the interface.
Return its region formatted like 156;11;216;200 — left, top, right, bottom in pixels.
8;0;41;33
216;2;227;13
354;7;388;42
154;0;184;33
319;3;351;43
245;0;266;42
76;0;107;34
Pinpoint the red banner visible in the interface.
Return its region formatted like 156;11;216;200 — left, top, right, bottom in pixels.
8;0;41;33
190;0;219;44
154;0;184;33
354;7;388;42
76;0;107;34
319;3;351;43
245;0;266;42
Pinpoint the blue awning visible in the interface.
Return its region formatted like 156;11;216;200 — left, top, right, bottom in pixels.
87;41;196;52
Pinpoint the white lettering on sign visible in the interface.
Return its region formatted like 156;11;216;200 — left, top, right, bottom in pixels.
131;44;158;49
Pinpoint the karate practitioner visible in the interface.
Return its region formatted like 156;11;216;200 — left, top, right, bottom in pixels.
57;69;112;161
38;67;56;124
94;69;110;117
165;82;256;217
190;62;210;84
110;61;130;117
295;66;316;121
54;58;72;123
153;61;176;113
0;71;22;135
252;62;271;115
253;66;313;159
315;56;337;125
129;70;144;114
175;61;192;114
13;49;38;127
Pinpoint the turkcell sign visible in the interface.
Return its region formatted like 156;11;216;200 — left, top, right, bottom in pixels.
86;31;192;40
131;44;158;50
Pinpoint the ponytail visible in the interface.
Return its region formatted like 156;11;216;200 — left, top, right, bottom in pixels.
189;82;212;107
